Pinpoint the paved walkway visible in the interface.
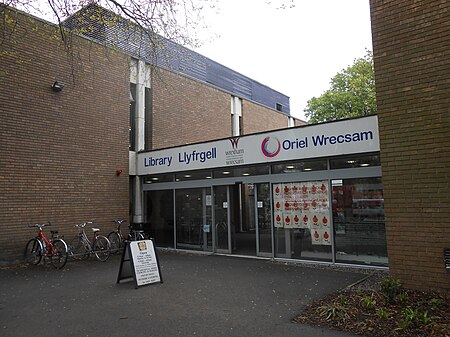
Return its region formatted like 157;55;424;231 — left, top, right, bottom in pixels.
0;250;363;337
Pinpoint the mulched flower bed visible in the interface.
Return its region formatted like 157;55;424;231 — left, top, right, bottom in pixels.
294;273;449;337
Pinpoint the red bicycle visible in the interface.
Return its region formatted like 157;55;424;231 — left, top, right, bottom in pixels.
24;223;68;269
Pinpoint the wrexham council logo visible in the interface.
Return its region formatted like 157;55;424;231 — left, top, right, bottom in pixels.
261;136;281;158
229;137;240;149
226;137;244;165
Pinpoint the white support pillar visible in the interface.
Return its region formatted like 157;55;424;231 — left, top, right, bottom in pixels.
288;116;295;128
231;96;242;136
135;60;147;152
131;60;151;224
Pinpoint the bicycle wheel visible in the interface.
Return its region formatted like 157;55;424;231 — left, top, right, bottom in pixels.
49;239;68;269
24;239;43;265
93;235;111;262
69;236;89;260
107;231;122;254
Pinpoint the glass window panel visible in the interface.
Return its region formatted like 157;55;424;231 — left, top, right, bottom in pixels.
213;165;269;179
144;174;174;184
271;160;327;174
332;177;387;266
330;154;380;169
175;170;213;181
289;228;332;262
273;180;332;262
213;168;235;178
145;190;174;248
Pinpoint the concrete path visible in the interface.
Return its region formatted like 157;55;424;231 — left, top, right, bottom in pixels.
0;250;363;337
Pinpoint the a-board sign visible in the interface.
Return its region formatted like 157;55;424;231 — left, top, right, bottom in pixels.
117;239;163;288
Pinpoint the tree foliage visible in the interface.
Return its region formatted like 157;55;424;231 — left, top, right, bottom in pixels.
304;50;376;124
1;0;222;85
1;0;216;48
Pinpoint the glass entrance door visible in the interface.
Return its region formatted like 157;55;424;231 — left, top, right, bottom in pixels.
214;185;230;253
233;183;256;256
212;183;273;257
256;183;272;256
175;188;212;251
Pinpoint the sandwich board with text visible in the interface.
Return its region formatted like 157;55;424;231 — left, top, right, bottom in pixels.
117;239;163;288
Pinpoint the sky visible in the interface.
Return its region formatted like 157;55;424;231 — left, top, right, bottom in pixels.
193;0;373;121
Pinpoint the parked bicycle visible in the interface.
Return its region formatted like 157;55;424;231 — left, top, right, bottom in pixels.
69;221;111;262
107;219;145;254
24;223;68;269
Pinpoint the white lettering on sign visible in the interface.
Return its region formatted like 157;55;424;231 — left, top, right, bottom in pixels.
137;116;380;175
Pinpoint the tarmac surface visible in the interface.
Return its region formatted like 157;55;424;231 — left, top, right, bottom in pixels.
0;249;365;337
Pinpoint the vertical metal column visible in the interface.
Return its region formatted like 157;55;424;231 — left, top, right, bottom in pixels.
132;60;149;224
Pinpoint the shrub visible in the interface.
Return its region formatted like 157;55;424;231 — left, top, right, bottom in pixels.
380;277;402;303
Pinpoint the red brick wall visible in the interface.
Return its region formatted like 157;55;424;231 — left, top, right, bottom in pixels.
242;101;290;134
294;119;307;127
370;0;450;291
150;68;299;148
150;68;231;149
0;10;130;262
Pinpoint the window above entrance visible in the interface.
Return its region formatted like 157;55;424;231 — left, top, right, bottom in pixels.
272;159;327;174
213;165;270;179
330;154;380;169
144;174;173;184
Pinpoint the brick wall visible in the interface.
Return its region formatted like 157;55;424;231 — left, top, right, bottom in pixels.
370;0;450;291
294;119;307;127
0;9;130;263
150;68;300;149
242;101;290;134
150;68;231;149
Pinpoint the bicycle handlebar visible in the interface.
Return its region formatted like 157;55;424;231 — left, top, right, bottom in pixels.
75;221;94;228
112;219;127;224
28;223;51;230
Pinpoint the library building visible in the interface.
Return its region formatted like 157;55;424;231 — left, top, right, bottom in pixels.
139;115;386;267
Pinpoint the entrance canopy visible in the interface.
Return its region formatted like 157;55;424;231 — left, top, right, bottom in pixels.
136;115;379;176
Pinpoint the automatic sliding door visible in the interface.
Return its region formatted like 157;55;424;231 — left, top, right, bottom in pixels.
175;188;211;251
256;183;272;256
214;186;230;253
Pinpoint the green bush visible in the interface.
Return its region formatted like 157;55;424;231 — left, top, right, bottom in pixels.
380;277;402;303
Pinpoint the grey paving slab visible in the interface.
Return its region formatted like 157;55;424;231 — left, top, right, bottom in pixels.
0;250;363;337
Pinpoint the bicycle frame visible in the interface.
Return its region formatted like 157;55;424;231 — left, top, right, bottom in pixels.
77;224;100;251
36;226;58;257
113;220;126;240
70;221;111;262
25;223;68;269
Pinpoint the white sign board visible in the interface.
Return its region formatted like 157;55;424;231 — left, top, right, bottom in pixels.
137;115;380;175
117;239;163;288
129;240;161;286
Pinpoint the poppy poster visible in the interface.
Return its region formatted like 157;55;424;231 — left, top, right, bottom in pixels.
273;180;331;245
